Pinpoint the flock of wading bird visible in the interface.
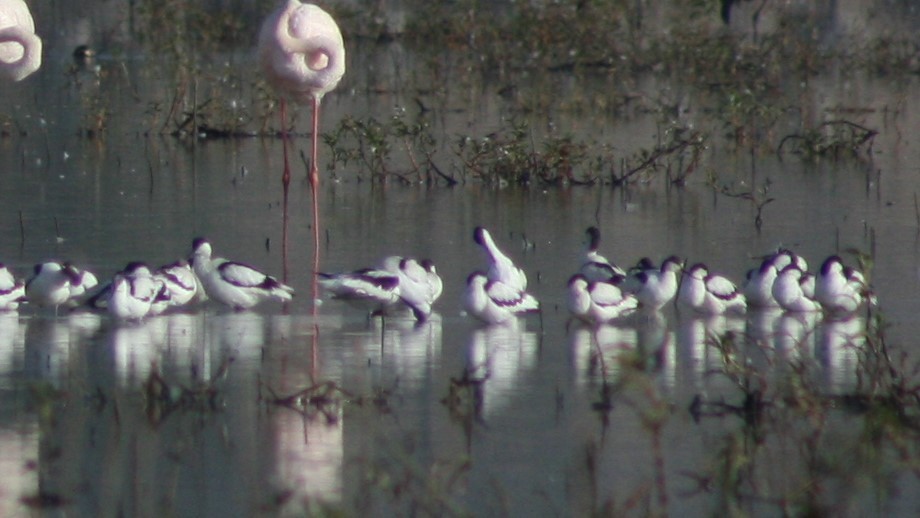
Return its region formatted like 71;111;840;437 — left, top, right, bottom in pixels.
0;2;875;326
0;227;876;327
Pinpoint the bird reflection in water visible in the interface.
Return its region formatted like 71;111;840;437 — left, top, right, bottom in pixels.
464;320;539;419
270;407;344;513
568;323;638;387
25;313;100;385
676;314;746;391
818;315;866;395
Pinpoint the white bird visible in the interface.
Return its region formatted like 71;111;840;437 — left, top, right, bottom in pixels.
67;267;99;302
567;274;637;324
0;263;25;310
815;255;873;315
190;238;294;310
379;256;442;321
473;226;528;291
743;248;808;308
580;226;626;282
464;272;539;325
317;267;401;316
772;264;821;312
678;263;746;315
107;262;159;321
154;260;202;308
0;0;42;81
623;256;683;311
25;261;86;310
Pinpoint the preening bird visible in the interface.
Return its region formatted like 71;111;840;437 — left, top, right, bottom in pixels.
473;226;528;292
580;226;626;282
317;267;401;316
0;0;42;81
379;256;442;321
190;238;294;310
258;0;345;187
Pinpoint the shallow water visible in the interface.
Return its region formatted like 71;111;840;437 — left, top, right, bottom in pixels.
1;1;920;516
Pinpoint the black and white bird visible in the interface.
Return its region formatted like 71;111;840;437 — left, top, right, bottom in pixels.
154;260;202;309
189;238;294;310
623;256;683;311
107;262;159;320
379;256;442;321
473;226;528;291
743;248;808;308
580;226;626;282
464;271;539;325
0;264;25;311
26;261;96;311
815;255;874;315
317;267;401;316
677;263;746;315
772;264;821;313
567;273;637;324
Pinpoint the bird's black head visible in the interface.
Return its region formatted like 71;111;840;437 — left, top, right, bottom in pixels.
192;237;208;250
586;226;601;249
473;227;488;246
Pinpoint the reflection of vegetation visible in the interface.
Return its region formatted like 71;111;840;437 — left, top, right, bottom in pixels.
778;120;878;160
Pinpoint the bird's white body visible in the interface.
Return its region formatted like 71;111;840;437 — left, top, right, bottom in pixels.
772;264;821;312
258;0;345;105
107;263;158;320
678;263;746;315
147;277;172;316
380;256;442;321
473;226;528;292
743;249;808;308
68;268;99;301
815;256;871;315
0;264;24;310
625;256;683;311
318;267;401;315
25;262;86;309
580;226;626;282
190;239;294;310
0;0;41;81
567;274;637;324
465;272;539;325
155;260;201;308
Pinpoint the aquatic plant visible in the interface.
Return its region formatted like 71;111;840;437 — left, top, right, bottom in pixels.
778;120;878;161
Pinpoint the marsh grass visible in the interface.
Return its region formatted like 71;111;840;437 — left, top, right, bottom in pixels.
40;0;905;190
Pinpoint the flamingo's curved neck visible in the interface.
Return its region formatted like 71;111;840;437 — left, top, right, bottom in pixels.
0;25;41;81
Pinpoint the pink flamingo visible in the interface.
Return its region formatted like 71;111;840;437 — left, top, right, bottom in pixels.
0;0;42;81
258;0;345;285
259;3;344;202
